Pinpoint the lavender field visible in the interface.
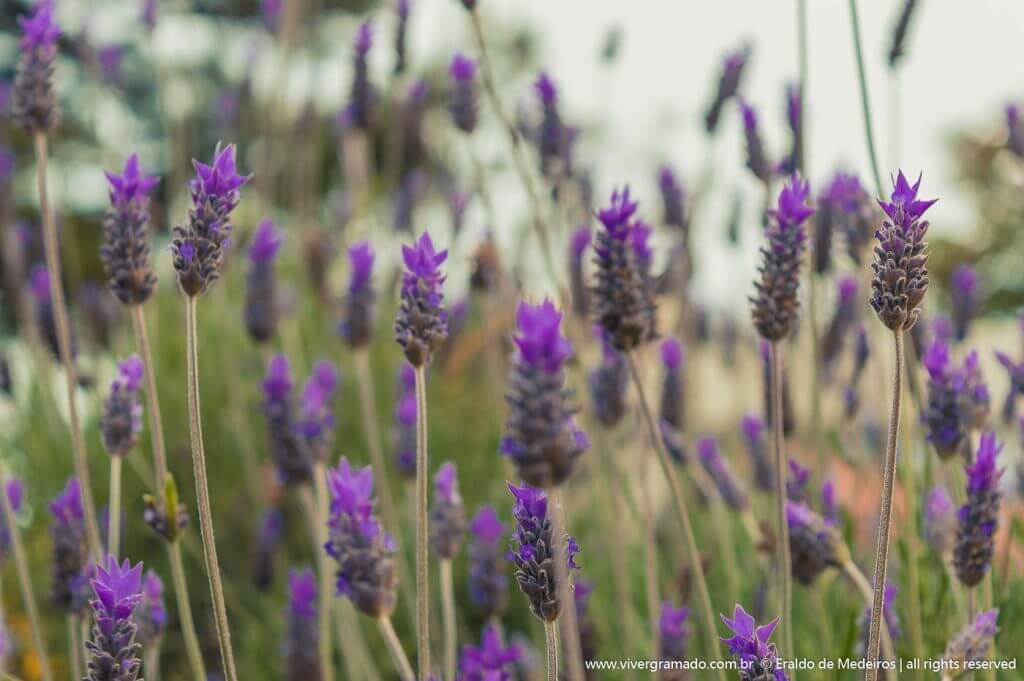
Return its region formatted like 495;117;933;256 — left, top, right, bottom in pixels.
0;0;1023;679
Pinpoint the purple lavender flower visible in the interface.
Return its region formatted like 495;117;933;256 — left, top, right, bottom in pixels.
659;337;685;430
738;99;771;184
101;356;145;457
760;340;794;435
0;478;24;562
468;506;508;618
942;609;999;679
821;480;838;525
658;165;689;234
1007;104;1024;158
101;154;159;306
347;22;375;130
392;171;424;234
458;624;520;680
786;501;842;584
592;188;657;350
12;1;61;133
823;172;876;265
507;483;579;622
954;433;1004;586
284;568;320;681
996;350;1024;424
923;486;957;555
262;0;283;33
786;458;810;503
339;242;376;348
394;0;410;74
923;339;969;459
294;361;339;462
429;462;466;560
659;601;690;669
704;44;751;134
263;355;310;486
775;83;802;176
821;276;860;374
502;300;587;488
574;579;598;673
963;350;991;428
30;264;73;360
588;327;628;428
141;0;157;31
136;571;166;646
171;144;251;297
569;225;591;319
251;508;284;591
84;556;144;681
843;325;870;419
244;219;283;343
870;171;934;331
534;72;565;177
448;53;478;134
887;0;919;68
720;604;789;681
697;437;748;511
392;367;417;479
325;458;398;617
857;584;901;656
950;264;980;342
741;413;773;492
50;478;88;611
395;232;448;367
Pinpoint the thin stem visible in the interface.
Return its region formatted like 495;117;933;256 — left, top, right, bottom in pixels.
130;306;168;501
544;620;558;681
797;0;808;176
378;616;416;681
145;645;162;681
183;296;239;681
548;489;584;681
0;464;53;681
313;463;336;681
625;353;725;680
440;559;457;681
108;456;123;557
67;615;81;680
33;132;102;559
769;341;794;665
842;560;897;665
640;474;661;657
900;423;925;680
864;330;903;681
167;541;207;681
413;365;431;680
335;601;381;681
847;0;884;197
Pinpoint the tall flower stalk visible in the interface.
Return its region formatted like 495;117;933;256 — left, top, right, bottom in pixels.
394;232;448;679
100;356;144;558
170;143;251;681
864;171;934;680
429;463;466;681
14;2;102;559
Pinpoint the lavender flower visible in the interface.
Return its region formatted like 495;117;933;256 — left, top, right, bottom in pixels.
100;154;159;306
339;242;376;348
950;265;980;342
392;366;417;479
284;569;321;681
569;226;591;319
50;478;88;611
588;327;629;428
397;80;429;176
941;609;999;680
347;22;375;129
395;232;448;367
776;84;802;176
295;361;339;463
324;458;398;618
751;175;814;341
821;276;859;373
101;356;145;457
534;72;565;177
141;0;157;32
741;414;773;492
394;0;410;75
844;325;870;419
251;508;284;591
244;219;283;343
574;579;598;674
429;462;466;560
786;501;842;584
823;172;876;265
30;264;73;360
887;0;919;68
738;99;771;184
697;437;748;511
954;433;1004;587
659;601;690;673
448;53;478;134
507;483;579;622
263;355;310;486
704;44;751;134
857;584;901;656
821;480;838;525
501;300;588;488
262;0;283;33
458;624;520;680
923;340;969;459
12;1;61;133
171;144;251;297
996;350;1024;424
870;171;934;332
786;459;810;503
0;479;24;562
760;341;794;435
962;350;990;428
720;604;789;681
1006;104;1024;158
923;486;957;555
84;556;144;681
659;337;685;430
592;188;657;351
658;165;689;234
136;571;166;647
467;506;508;619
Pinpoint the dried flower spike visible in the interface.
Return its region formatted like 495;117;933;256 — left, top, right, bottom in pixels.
395;232;448;367
101;154;159;306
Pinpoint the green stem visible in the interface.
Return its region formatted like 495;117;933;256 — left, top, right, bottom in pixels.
33;132;102;560
67;615;81;681
130;305;168;500
145;645;162;681
108;456;123;557
770;341;794;666
842;559;897;665
413;365;431;680
313;463;336;681
625;353;725;680
900;422;925;680
167;541;207;681
378;616;415;681
864;330;903;681
183;296;238;681
440;559;457;681
544;620;558;681
847;0;885;197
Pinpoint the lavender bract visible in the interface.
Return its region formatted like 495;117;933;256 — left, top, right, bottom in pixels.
467;506;508;619
244;219;283;343
170;144;250;298
101;356;145;457
502;300;587;488
869;171;934;332
720;604;789;681
954;433;1004;587
284;569;321;681
12;1;61;133
395;232;448;367
339;242;376;348
448;53;478;134
101;154;159;306
84;556;144;681
429;462;466;560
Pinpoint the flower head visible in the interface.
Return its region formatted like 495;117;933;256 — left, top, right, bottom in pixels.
84;556;144;681
513;300;572;373
347;21;375;129
720;604;789;681
105;155;159;208
136;571;166;646
248;219;282;263
12;2;61;133
954;433;1005;586
786;501;842;583
395;232;448;367
283;567;321;680
661;338;684;371
294;361;338;460
738;99;771;184
704;43;751;134
659;601;690;663
697;437;748;511
942;609;999;679
101;356;145;457
430;462;466;560
951;264;980;341
468;506;508;618
458;624;520;680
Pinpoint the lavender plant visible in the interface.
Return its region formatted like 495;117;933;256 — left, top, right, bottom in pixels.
953;433;1004;587
83;556;145;681
704;44;751;134
720;604;789;681
458;624;520;680
100;356;144;558
244;219;283;343
448;53;479;135
659;601;689;681
467;505;508;620
284;569;321;681
940;609;999;680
